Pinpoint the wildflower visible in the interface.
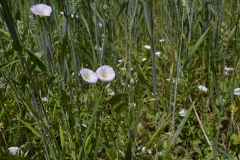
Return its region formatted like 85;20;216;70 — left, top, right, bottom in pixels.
141;147;146;152
179;109;188;117
166;78;179;83
144;45;151;50
41;97;48;102
159;38;165;43
96;65;115;82
147;149;152;154
142;58;147;62
129;103;136;107
99;23;103;27
198;85;208;92
157;152;163;156
234;88;240;95
8;147;22;156
80;68;98;83
60;11;64;15
155;51;161;57
130;78;134;83
30;4;52;17
94;46;103;51
82;124;87;128
118;59;123;63
224;67;234;75
107;88;115;96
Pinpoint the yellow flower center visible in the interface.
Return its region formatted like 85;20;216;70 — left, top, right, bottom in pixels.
102;74;108;78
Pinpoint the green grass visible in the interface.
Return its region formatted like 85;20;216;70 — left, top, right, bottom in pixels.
0;0;240;159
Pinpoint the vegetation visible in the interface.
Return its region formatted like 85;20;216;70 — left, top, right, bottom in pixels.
0;0;240;159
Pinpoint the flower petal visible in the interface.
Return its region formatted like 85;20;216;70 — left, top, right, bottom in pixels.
80;68;98;83
96;65;115;82
31;4;52;16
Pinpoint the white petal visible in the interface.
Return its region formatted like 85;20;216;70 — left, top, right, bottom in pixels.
179;109;188;117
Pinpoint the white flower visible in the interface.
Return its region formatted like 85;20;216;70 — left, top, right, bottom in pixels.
118;59;123;63
144;45;151;50
179;109;188;117
130;78;134;83
147;149;152;154
198;85;208;92
155;51;161;57
107;88;115;96
120;67;126;71
166;78;179;83
224;67;234;71
141;147;146;152
96;65;115;82
234;88;240;95
157;152;163;156
142;58;147;62
82;124;87;128
30;4;52;17
99;23;103;27
79;68;98;83
8;147;22;156
159;38;165;43
60;11;64;15
94;46;103;51
41;97;48;102
129;103;136;107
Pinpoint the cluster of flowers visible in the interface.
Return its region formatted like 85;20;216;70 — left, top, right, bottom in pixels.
80;65;115;83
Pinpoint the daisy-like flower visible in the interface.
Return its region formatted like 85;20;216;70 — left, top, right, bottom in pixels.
234;88;240;95
80;68;98;83
144;45;151;50
30;4;52;17
96;65;115;82
198;85;208;92
8;147;22;156
179;109;188;117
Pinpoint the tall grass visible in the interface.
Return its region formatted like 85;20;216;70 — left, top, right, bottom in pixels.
0;0;240;159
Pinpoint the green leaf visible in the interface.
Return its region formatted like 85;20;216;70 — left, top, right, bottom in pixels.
107;93;128;106
18;119;41;138
59;124;65;151
114;102;128;114
230;133;240;145
0;59;19;69
106;149;117;160
125;141;132;160
163;101;195;160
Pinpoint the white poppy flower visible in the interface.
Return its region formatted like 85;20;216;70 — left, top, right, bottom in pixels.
144;45;151;50
80;68;98;83
234;88;240;95
198;85;208;92
179;109;188;117
30;4;52;17
8;147;22;156
96;65;115;82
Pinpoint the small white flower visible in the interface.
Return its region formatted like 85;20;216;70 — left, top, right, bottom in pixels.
224;67;234;71
234;88;240;95
159;38;165;43
147;149;152;154
155;51;161;57
119;150;124;155
99;23;103;27
179;109;188;117
157;152;163;156
82;124;87;128
94;46;103;51
72;72;75;76
30;4;52;17
166;78;179;83
144;45;151;50
129;103;136;107
96;65;115;82
142;58;147;62
60;11;64;15
130;67;133;71
198;85;208;92
41;97;48;102
130;78;134;83
120;67;126;71
107;88;115;96
8;147;22;156
118;59;123;63
80;68;98;83
141;146;146;152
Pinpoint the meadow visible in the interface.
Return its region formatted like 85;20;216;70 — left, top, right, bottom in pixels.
0;0;240;159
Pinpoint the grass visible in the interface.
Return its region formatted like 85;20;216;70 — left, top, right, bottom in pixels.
0;0;240;159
